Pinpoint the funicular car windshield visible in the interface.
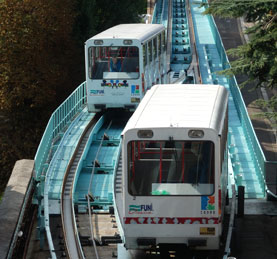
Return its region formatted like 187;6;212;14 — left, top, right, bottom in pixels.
128;140;214;196
88;46;139;79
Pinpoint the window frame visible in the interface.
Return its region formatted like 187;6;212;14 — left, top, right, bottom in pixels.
127;140;215;197
88;46;140;80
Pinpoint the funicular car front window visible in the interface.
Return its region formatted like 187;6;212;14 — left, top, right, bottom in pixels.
128;140;214;196
88;46;139;79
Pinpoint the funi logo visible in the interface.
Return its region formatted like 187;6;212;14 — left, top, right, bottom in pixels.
131;85;140;96
201;196;215;211
90;90;104;96
129;204;153;214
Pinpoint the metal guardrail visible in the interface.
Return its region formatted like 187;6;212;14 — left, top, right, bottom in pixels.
186;0;202;84
44;110;89;259
33;82;86;254
34;81;86;181
228;76;266;190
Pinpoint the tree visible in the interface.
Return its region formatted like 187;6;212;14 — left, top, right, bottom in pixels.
74;0;147;44
202;0;277;119
0;0;147;192
0;0;80;191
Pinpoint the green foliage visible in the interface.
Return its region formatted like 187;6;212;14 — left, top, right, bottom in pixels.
74;0;147;44
255;96;277;122
0;0;79;112
203;0;277;133
202;0;277;90
202;0;276;22
226;23;277;90
0;0;147;192
0;0;80;191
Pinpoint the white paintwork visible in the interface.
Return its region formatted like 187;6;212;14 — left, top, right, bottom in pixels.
123;84;228;134
86;24;164;43
118;84;229;250
85;24;167;112
103;72;139;80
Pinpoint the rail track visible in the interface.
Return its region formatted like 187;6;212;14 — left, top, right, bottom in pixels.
60;111;131;258
61;114;100;258
59;0;238;258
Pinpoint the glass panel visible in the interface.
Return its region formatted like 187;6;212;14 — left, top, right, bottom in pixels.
143;44;147;67
89;46;139;79
88;47;93;78
161;31;165;53
148;41;152;62
153;38;157;59
128;140;214;196
158;34;161;56
161;32;165;52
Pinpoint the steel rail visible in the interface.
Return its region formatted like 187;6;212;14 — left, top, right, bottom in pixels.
86;120;113;259
61;115;99;259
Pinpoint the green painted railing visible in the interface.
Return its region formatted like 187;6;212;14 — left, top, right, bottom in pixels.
34;82;87;181
204;2;277;197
